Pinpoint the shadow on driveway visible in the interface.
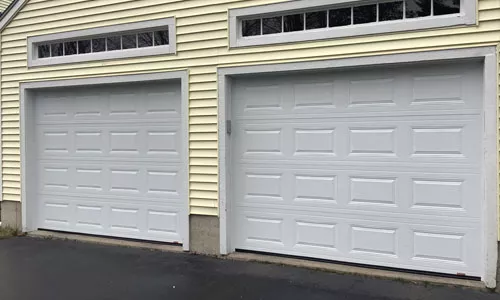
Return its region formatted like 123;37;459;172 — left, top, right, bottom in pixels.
0;237;496;300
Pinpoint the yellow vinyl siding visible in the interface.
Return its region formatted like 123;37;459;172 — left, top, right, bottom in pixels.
0;0;499;219
0;0;12;12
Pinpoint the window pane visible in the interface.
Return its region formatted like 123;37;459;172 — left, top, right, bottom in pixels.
329;8;352;27
284;14;304;32
242;19;261;36
50;43;63;57
434;0;460;15
154;30;169;46
263;16;282;35
64;41;77;56
379;1;404;21
92;38;106;52
107;36;121;51
138;32;153;47
306;11;327;30
38;44;50;58
122;34;137;49
78;40;91;54
353;4;377;24
406;0;431;18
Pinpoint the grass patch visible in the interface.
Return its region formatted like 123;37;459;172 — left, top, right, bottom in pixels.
0;226;21;239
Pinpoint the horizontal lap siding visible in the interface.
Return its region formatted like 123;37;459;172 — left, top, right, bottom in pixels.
0;0;499;219
0;0;12;12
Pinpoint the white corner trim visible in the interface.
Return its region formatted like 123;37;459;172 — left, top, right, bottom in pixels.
0;0;27;32
218;46;497;288
229;0;477;48
27;18;176;68
20;71;191;251
482;50;499;289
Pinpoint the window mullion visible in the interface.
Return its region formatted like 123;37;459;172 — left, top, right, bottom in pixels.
403;0;406;19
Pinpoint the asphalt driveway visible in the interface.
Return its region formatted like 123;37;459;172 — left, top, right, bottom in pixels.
0;237;496;300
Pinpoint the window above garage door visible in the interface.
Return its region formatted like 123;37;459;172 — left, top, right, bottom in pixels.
229;0;476;48
28;18;176;68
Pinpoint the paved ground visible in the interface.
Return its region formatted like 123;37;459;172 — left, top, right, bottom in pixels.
0;237;497;300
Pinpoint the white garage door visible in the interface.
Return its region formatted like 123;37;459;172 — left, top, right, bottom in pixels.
231;61;484;277
34;81;186;243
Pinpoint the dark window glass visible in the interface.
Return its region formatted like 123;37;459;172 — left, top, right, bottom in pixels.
242;19;261;36
434;0;460;15
50;43;63;57
38;44;50;58
154;30;169;46
138;32;153;47
306;11;327;30
92;38;106;52
353;4;377;24
284;14;304;32
78;40;91;54
122;34;137;49
107;36;121;51
64;41;77;56
379;1;404;21
406;0;431;18
329;7;352;27
263;16;282;35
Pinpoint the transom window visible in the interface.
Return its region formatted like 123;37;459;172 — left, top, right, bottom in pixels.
28;18;176;67
37;30;169;59
229;0;474;48
242;0;460;37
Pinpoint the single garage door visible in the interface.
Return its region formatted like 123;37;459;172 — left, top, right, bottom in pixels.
231;60;484;277
33;80;186;243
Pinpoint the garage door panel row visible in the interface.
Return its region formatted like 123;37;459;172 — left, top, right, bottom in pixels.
38;196;183;243
233;166;480;218
233;209;481;276
37;125;182;160
233;117;481;165
38;162;184;202
35;83;181;123
232;62;482;118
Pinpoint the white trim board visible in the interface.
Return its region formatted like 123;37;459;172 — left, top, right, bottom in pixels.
228;0;477;48
217;46;498;288
20;71;191;251
0;0;25;32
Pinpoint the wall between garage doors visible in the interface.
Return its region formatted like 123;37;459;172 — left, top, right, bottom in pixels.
0;0;499;225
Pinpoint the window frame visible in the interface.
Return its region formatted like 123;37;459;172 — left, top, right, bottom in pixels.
229;0;476;48
28;18;176;68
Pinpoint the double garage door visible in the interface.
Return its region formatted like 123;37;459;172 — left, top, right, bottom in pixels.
230;61;484;277
33;80;186;243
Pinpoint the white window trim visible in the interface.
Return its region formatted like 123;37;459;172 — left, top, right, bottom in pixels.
28;18;176;68
229;0;476;48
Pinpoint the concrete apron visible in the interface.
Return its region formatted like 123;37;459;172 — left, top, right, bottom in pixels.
2;205;497;291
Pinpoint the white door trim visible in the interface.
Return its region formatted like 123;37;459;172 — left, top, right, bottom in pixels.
20;71;191;251
217;46;498;288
